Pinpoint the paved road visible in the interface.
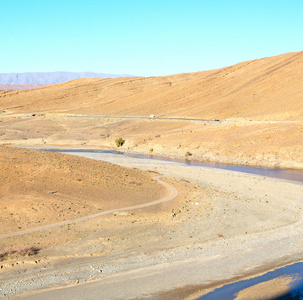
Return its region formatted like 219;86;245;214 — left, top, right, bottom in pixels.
0;176;178;239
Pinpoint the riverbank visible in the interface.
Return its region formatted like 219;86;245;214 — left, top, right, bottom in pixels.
14;144;303;183
1;113;303;170
2;148;302;299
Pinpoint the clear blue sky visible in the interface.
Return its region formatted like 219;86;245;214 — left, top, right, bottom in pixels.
0;0;302;76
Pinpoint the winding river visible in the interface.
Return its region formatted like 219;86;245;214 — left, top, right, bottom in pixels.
16;146;303;299
46;148;303;183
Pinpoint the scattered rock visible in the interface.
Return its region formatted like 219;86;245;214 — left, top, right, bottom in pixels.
48;191;57;194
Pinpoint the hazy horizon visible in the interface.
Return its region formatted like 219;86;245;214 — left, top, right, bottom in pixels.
0;71;135;85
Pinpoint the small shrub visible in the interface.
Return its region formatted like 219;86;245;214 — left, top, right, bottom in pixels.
115;137;125;147
185;151;192;157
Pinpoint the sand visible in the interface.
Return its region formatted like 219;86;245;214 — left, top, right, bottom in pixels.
234;275;296;300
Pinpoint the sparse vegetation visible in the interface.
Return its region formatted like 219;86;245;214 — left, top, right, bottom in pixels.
128;180;142;186
0;246;40;261
115;137;125;147
185;151;192;158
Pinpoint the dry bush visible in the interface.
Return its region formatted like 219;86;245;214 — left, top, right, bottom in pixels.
115;137;125;147
185;151;192;157
0;246;40;261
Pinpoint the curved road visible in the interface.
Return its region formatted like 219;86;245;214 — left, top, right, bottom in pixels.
0;176;178;239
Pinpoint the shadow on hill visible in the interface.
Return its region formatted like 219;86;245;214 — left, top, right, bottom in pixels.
273;289;303;300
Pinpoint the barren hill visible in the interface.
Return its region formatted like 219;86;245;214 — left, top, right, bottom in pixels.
1;51;302;120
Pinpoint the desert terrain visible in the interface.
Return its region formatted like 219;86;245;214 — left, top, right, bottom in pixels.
0;51;303;299
1;149;302;299
1;51;303;168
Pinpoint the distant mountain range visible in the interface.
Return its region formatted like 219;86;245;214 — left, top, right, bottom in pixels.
0;72;134;85
0;84;49;91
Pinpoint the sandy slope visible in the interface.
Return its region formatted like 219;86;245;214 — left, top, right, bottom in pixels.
0;51;302;120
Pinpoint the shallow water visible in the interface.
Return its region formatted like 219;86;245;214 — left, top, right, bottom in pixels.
47;148;303;183
198;262;303;300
